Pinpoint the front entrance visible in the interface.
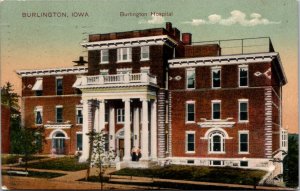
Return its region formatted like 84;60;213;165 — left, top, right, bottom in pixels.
52;132;65;155
119;139;124;161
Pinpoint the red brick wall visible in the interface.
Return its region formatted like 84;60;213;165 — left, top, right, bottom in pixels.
170;88;266;158
22;74;79;97
1;105;10;154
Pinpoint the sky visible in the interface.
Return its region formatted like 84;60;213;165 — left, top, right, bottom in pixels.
0;0;298;133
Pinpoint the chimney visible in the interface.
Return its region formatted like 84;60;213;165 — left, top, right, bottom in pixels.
182;33;192;45
166;22;172;32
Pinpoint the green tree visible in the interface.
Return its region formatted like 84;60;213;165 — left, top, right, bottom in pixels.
88;129;115;190
283;134;299;188
1;82;20;113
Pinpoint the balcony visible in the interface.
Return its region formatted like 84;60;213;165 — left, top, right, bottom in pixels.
76;73;157;89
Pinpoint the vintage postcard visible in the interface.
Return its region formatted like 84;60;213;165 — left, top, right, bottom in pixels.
0;0;298;190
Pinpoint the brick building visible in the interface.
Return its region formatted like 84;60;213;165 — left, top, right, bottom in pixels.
17;22;288;177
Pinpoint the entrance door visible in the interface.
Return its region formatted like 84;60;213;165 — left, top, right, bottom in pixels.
119;139;124;161
53;138;65;154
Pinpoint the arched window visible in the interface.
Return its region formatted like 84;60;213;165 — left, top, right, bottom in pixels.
209;131;225;153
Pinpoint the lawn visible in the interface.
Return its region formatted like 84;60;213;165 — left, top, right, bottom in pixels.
1;155;47;165
2;170;65;178
112;165;267;185
19;157;89;171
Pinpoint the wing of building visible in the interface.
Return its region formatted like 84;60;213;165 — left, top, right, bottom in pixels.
16;22;288;184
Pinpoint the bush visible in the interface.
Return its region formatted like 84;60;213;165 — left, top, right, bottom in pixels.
1;155;46;165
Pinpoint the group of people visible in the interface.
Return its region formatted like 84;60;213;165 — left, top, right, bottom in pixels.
131;146;141;161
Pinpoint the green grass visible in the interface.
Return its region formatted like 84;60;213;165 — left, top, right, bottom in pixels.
19;157;89;171
112;165;266;185
2;170;65;178
1;155;47;165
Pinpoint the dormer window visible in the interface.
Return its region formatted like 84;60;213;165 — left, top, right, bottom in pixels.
140;46;149;61
117;48;132;62
101;49;109;64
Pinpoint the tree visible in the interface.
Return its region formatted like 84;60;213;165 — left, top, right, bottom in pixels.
283;134;299;188
1;82;20;114
88;129;115;190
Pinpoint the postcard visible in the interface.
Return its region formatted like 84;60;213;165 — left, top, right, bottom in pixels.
1;0;298;190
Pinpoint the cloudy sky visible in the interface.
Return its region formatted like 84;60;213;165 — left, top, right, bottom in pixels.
0;0;298;133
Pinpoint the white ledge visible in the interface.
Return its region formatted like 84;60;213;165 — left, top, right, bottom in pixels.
16;66;88;77
198;118;235;128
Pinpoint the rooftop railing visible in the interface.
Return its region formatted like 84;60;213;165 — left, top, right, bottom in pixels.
193;37;275;56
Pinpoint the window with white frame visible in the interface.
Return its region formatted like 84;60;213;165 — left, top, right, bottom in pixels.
76;133;82;151
117;47;132;62
186;69;195;89
140;46;150;60
101;49;109;64
186;131;195;153
117;108;125;123
56;105;63;123
100;69;109;75
212;67;221;88
212;100;221;120
239;131;249;153
239;65;248;87
209;131;225;153
281;130;288;149
35;106;43;125
141;67;150;74
76;106;83;124
239;99;248;122
186;101;195;123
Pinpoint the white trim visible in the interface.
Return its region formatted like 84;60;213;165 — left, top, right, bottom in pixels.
46;129;70;139
186;101;195;123
238;99;249;122
16;66;88;77
185;131;195;154
56;76;63;79
211;100;221;120
198;118;235;128
211;67;221;89
141;67;150;74
82;35;178;50
238;65;249;87
168;52;278;67
202;127;232;139
44;123;72;129
56;105;63;108
100;49;109;64
208;131;226;154
238;130;249;154
72;76;83;88
116;68;132;74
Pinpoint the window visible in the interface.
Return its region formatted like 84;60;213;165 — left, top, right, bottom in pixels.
56;77;63;95
282;130;288;148
56;106;63;123
239;65;248;87
239;99;248;122
32;78;43;96
186;132;195;153
239;131;249;153
105;106;108;123
210;160;223;166
117;48;132;62
141;67;150;74
209;131;225;153
100;69;109;75
140;46;149;60
186;101;195;123
76;106;83;124
186;69;195;89
187;160;194;164
35;106;43;125
212;100;221;120
212;67;221;88
76;133;82;151
101;49;109;64
117;108;125;123
240;161;248;167
117;68;132;74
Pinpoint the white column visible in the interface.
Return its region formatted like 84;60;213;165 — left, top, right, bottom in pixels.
79;99;89;162
151;100;157;160
133;107;140;148
94;101;99;132
123;98;131;161
141;99;149;160
98;99;105;131
109;105;115;151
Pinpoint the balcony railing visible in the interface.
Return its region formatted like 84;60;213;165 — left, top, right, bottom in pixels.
81;73;157;87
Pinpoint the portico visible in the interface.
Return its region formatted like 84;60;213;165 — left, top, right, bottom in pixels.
76;73;158;163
